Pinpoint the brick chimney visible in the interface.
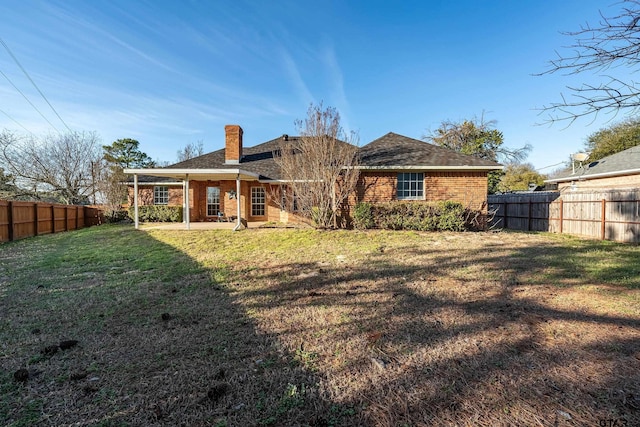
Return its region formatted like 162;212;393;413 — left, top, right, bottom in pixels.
224;125;243;164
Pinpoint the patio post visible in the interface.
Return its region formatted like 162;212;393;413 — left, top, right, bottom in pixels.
233;174;242;231
185;174;190;230
182;180;186;223
133;174;139;229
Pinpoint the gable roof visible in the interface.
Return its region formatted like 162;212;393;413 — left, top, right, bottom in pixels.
358;132;502;169
127;131;502;182
546;145;640;183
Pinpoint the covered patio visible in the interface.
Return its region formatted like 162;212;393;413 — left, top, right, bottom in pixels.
123;167;262;231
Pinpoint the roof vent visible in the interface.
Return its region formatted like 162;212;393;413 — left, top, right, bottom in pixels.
282;134;289;141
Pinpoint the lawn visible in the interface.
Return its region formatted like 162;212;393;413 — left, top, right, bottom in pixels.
1;225;639;426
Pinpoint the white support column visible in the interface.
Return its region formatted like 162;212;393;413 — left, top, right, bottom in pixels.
185;174;190;230
133;174;139;229
233;174;242;231
182;180;187;223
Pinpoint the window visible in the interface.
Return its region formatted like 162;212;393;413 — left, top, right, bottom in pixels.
207;187;220;216
154;186;169;205
251;187;266;216
397;173;424;200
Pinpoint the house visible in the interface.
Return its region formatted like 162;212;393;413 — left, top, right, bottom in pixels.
124;125;502;229
545;145;640;191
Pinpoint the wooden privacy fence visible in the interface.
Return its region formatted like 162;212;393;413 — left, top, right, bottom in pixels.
488;190;640;243
0;200;104;243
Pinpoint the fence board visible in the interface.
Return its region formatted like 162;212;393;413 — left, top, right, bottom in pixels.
489;189;640;243
0;200;103;243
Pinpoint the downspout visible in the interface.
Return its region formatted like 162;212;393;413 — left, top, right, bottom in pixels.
185;174;191;230
134;174;139;229
233;173;242;231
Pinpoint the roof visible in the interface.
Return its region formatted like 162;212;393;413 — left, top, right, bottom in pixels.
126;132;502;182
546;145;640;183
358;132;503;170
169;136;286;180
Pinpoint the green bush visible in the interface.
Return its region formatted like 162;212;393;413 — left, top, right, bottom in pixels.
127;205;183;222
104;209;130;223
436;201;465;231
352;202;374;229
365;201;473;232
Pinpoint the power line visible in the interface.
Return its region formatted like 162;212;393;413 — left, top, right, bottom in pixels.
0;36;72;133
0;107;34;135
0;67;60;133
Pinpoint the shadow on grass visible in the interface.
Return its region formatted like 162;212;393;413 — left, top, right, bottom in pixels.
0;225;342;426
239;233;640;426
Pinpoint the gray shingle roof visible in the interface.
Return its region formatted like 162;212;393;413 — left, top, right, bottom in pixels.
131;132;502;183
169;136;286;180
548;144;640;182
358;132;502;168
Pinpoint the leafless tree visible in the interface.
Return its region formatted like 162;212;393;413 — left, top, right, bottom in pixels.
177;140;204;162
274;103;360;228
539;0;640;123
0;130;102;204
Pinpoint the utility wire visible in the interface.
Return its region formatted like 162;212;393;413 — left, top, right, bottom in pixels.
0;107;34;135
0;36;72;133
0;67;60;133
536;161;567;172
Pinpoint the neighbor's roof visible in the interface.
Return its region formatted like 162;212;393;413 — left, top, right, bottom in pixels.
545;145;640;183
358;132;503;170
127;132;503;182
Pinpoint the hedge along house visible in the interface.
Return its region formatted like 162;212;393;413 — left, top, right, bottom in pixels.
124;125;502;230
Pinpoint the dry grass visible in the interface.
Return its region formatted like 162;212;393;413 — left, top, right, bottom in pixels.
1;225;639;426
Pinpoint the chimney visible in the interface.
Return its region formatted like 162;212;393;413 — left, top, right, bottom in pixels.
225;125;243;164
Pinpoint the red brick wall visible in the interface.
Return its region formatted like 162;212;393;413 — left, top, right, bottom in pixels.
356;171;488;211
424;171;488;211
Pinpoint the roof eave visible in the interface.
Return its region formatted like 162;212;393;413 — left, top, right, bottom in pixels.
123;168;261;180
355;165;503;171
544;168;640;183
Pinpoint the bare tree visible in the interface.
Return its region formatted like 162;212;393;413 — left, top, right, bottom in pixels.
0;130;102;204
539;1;640;123
274;103;359;228
177;140;204;162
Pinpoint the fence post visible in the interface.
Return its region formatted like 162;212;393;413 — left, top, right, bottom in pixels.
601;199;606;240
51;205;56;233
33;203;39;236
64;206;68;231
528;199;532;231
559;199;563;234
8;201;14;241
76;206;80;230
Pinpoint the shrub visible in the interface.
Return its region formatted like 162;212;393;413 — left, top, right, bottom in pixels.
104;209;130;223
366;201;473;232
127;205;183;222
436;201;465;231
352;202;374;229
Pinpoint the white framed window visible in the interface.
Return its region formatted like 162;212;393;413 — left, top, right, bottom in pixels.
207;187;221;216
397;173;424;200
153;186;169;205
251;187;266;216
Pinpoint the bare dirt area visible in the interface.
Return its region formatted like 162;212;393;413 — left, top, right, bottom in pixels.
1;225;639;426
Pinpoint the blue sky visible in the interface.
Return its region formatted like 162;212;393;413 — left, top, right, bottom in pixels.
0;0;632;171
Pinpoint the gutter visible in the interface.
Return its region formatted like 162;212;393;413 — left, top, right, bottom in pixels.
545;168;640;183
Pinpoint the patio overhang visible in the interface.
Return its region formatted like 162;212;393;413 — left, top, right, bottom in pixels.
124;168;261;231
123;168;261;181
